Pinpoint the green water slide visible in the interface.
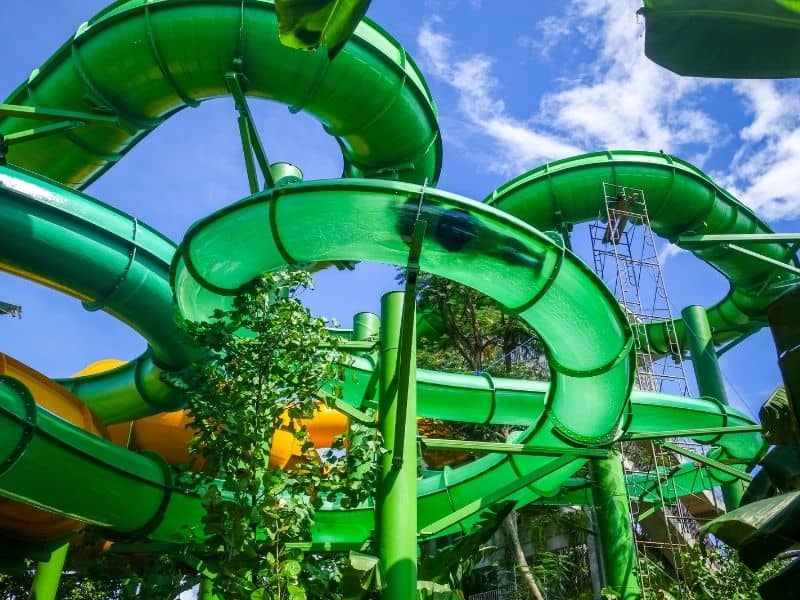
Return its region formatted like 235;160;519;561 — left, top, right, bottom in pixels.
0;353;763;550
640;1;800;78
0;0;441;423
172;177;636;447
0;162;763;547
0;0;440;187
0;0;780;564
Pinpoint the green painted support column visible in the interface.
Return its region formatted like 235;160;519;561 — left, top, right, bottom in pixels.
682;304;745;510
198;576;217;600
30;541;69;600
377;291;418;599
591;451;642;600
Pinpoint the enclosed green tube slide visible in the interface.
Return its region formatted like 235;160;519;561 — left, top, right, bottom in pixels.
0;165;760;545
0;361;761;549
172;177;635;447
0;0;441;423
0;165;187;422
0;153;767;548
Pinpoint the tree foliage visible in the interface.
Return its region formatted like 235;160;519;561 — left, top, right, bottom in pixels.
0;552;195;600
600;542;788;600
167;270;380;599
415;273;547;380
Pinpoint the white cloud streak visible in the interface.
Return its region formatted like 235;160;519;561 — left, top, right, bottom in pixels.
724;80;800;220
539;0;720;155
418;17;582;175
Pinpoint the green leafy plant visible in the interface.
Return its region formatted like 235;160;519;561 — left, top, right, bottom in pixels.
626;542;788;600
166;269;379;599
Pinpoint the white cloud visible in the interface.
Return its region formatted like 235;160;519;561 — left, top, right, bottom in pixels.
416;0;800;223
418;17;583;175
417;1;720;176
658;242;684;265
723;81;800;220
518;16;571;59
539;0;721;155
417;0;800;225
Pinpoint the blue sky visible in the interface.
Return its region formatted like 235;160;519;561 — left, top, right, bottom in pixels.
3;0;800;419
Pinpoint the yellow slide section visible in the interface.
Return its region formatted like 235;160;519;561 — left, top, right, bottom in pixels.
83;360;349;471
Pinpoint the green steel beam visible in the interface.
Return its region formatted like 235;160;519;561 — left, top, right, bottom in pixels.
224;71;274;189
682;304;747;508
659;442;753;483
621;424;761;442
392;215;427;468
337;341;379;352
333;397;375;425
3;121;85;145
635;504;660;523
420;437;609;458
0;102;119;124
679;233;800;245
591;451;641;599
236;114;259;194
725;243;800;277
420;454;575;536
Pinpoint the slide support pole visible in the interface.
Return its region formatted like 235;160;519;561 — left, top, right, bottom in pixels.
377;291;418;599
198;576;217;600
682;304;745;509
353;311;380;343
30;541;69;600
591;451;642;600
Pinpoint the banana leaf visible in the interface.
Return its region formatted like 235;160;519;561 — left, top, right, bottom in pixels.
759;558;800;600
416;581;464;599
761;386;799;447
702;490;800;569
640;1;800;77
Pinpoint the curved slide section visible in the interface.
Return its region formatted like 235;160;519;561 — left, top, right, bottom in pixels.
342;355;762;461
0;0;440;189
485;150;800;355
172;178;635;447
0;158;763;548
0;355;103;541
0;164;188;422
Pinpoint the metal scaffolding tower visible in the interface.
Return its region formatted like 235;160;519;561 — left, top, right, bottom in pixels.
589;183;722;597
589;183;689;396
